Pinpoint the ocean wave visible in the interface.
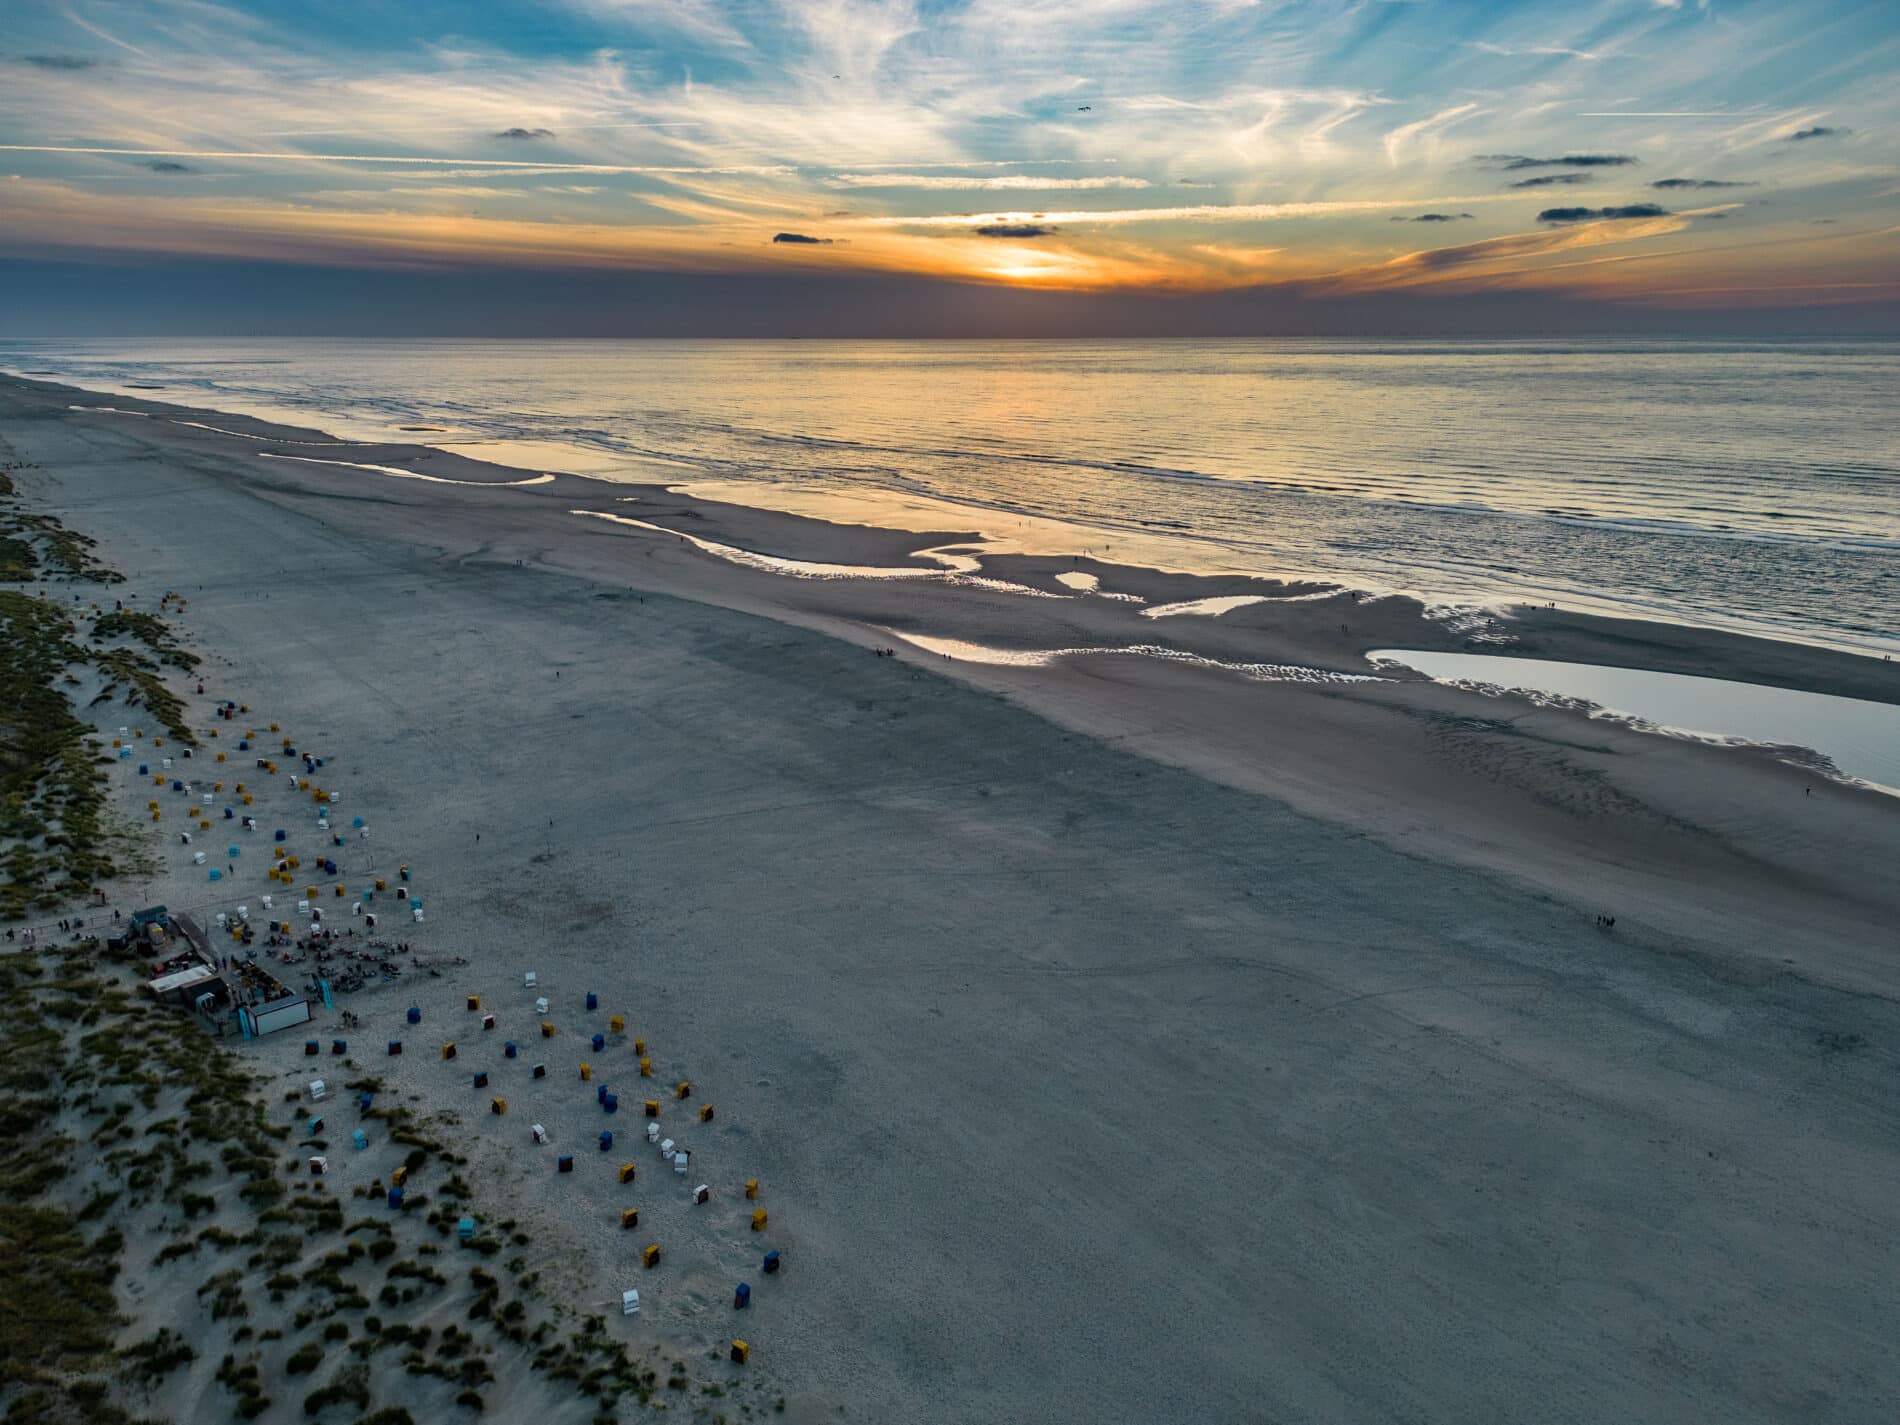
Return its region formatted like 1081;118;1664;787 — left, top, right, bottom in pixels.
173;420;369;447
893;631;1386;685
259;453;555;486
15;340;1897;660
571;510;1065;597
1141;595;1270;619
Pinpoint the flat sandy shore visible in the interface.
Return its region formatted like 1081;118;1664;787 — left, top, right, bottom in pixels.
7;376;1900;1423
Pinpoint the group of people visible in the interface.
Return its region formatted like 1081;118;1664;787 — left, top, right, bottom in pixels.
4;914;113;945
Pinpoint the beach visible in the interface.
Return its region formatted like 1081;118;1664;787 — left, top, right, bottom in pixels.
5;374;1900;1423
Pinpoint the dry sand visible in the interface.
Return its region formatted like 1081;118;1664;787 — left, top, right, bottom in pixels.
7;375;1900;1424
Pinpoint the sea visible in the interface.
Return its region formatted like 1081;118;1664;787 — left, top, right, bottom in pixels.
5;337;1897;657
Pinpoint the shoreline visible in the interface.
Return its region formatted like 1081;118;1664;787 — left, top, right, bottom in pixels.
8;373;1900;983
14;371;1900;696
14;359;1899;663
6;375;1900;1421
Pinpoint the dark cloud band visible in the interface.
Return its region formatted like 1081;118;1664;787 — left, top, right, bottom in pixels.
1537;204;1669;224
18;53;100;70
1481;153;1638;171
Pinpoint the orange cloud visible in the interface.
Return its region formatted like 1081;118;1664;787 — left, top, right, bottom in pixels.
2;176;1887;308
1310;213;1692;293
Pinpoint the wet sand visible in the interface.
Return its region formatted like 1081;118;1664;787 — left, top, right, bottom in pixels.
7;375;1900;1423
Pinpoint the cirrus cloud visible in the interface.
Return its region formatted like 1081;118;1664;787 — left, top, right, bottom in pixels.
825;174;1149;191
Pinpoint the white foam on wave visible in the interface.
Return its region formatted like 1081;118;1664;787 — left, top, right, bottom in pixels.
570;510;1066;597
260;453;555;486
173;420;368;447
1141;595;1269;620
1422;604;1519;646
1055;571;1146;602
893;630;1385;685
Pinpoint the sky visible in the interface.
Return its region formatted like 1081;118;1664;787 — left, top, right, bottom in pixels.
0;0;1896;335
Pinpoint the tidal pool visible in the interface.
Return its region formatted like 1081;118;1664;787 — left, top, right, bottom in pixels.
1372;649;1900;794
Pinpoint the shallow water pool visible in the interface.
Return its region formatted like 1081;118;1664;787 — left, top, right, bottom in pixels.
1371;649;1900;794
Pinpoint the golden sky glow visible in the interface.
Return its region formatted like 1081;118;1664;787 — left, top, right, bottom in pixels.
1;0;1895;311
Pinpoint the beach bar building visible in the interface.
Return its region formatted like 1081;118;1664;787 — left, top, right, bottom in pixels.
238;992;312;1038
134;907;228;1009
144;961;224;1006
233;956;313;1037
125;902;311;1035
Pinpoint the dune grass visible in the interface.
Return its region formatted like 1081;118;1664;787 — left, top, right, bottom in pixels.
0;511;195;917
0;448;782;1422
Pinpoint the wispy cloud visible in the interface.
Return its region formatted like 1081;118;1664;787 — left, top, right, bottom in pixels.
1320;212;1692;293
861;196;1515;228
0;144;795;176
1471;41;1608;61
1382;102;1483;165
0;0;1891;309
838;159;1123;169
825;174;1149;190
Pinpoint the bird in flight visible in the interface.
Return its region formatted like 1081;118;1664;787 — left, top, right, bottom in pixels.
1076;104;1092;112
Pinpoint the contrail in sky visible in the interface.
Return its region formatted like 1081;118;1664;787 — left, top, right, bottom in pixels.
0;144;791;175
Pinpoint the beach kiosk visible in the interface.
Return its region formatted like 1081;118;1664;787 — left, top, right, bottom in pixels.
236;990;313;1038
129;905;172;938
143;962;222;1006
